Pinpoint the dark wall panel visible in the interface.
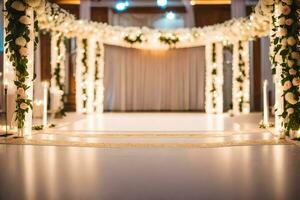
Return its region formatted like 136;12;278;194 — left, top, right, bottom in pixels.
193;5;231;27
40;33;51;81
91;7;109;22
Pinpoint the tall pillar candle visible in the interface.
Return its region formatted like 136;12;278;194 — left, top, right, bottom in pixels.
263;80;269;125
43;82;49;127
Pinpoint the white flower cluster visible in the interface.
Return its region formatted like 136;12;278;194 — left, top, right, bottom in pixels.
35;0;274;49
269;0;300;132
11;0;44;57
17;88;29;110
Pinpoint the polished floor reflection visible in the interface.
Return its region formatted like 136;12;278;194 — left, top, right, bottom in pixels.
0;144;300;200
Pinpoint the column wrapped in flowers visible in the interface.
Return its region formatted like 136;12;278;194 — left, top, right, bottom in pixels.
50;32;66;117
205;42;223;114
94;41;105;113
4;0;43;136
75;37;88;113
270;0;300;138
232;41;250;114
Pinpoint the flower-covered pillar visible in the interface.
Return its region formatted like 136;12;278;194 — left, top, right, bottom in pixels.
75;37;88;113
271;0;300;137
232;40;250;114
94;41;105;113
4;0;40;136
205;42;224;114
75;37;87;113
86;37;96;113
50;32;66;117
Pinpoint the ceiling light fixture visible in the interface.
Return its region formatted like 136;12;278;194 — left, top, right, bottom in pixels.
166;11;175;20
115;1;129;12
157;0;168;8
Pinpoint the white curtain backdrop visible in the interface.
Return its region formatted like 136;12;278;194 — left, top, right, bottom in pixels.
104;45;206;111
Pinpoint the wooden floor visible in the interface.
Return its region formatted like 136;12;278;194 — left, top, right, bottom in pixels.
0;144;300;200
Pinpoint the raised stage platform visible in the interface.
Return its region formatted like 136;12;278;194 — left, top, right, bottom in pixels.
3;112;281;148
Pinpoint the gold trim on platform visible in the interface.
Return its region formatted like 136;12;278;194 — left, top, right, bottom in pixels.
0;138;290;148
36;129;266;138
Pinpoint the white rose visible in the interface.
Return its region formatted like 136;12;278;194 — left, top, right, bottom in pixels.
289;68;297;75
281;5;291;15
275;54;283;63
19;47;29;57
287;37;297;46
128;34;135;41
17;87;28;99
276;17;286;26
15;37;27;47
292;78;300;86
19;15;31;25
281;38;287;46
285;18;294;26
20;103;29;110
17;87;25;96
11;1;26;11
287;60;295;68
285;92;298;105
287;107;294;115
24;0;41;7
291;52;299;59
282;0;292;5
140;35;146;41
283;80;292;90
277;28;287;37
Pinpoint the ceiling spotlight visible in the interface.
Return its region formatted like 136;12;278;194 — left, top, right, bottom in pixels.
166;11;175;20
157;0;168;8
115;1;129;11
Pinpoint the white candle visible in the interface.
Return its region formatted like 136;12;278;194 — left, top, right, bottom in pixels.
3;80;8;90
263;80;269;125
43;82;49;127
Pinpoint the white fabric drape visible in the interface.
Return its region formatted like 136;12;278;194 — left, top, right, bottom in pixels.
104;45;206;111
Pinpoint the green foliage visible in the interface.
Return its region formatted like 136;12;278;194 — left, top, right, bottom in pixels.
4;0;37;129
159;34;179;46
124;34;144;44
53;34;66;117
211;43;217;112
82;38;88;110
270;1;300;134
94;41;101;111
237;41;246;112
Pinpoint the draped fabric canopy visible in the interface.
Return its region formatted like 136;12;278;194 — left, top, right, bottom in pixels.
104;45;206;111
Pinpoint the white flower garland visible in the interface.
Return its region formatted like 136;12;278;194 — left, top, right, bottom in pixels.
50;32;66;117
205;42;223;114
36;0;273;49
75;37;99;114
75;37;86;113
94;41;105;113
4;0;43;136
232;41;250;114
270;0;300;136
86;38;96;114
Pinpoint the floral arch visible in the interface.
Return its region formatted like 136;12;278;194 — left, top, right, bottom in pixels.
3;0;300;137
